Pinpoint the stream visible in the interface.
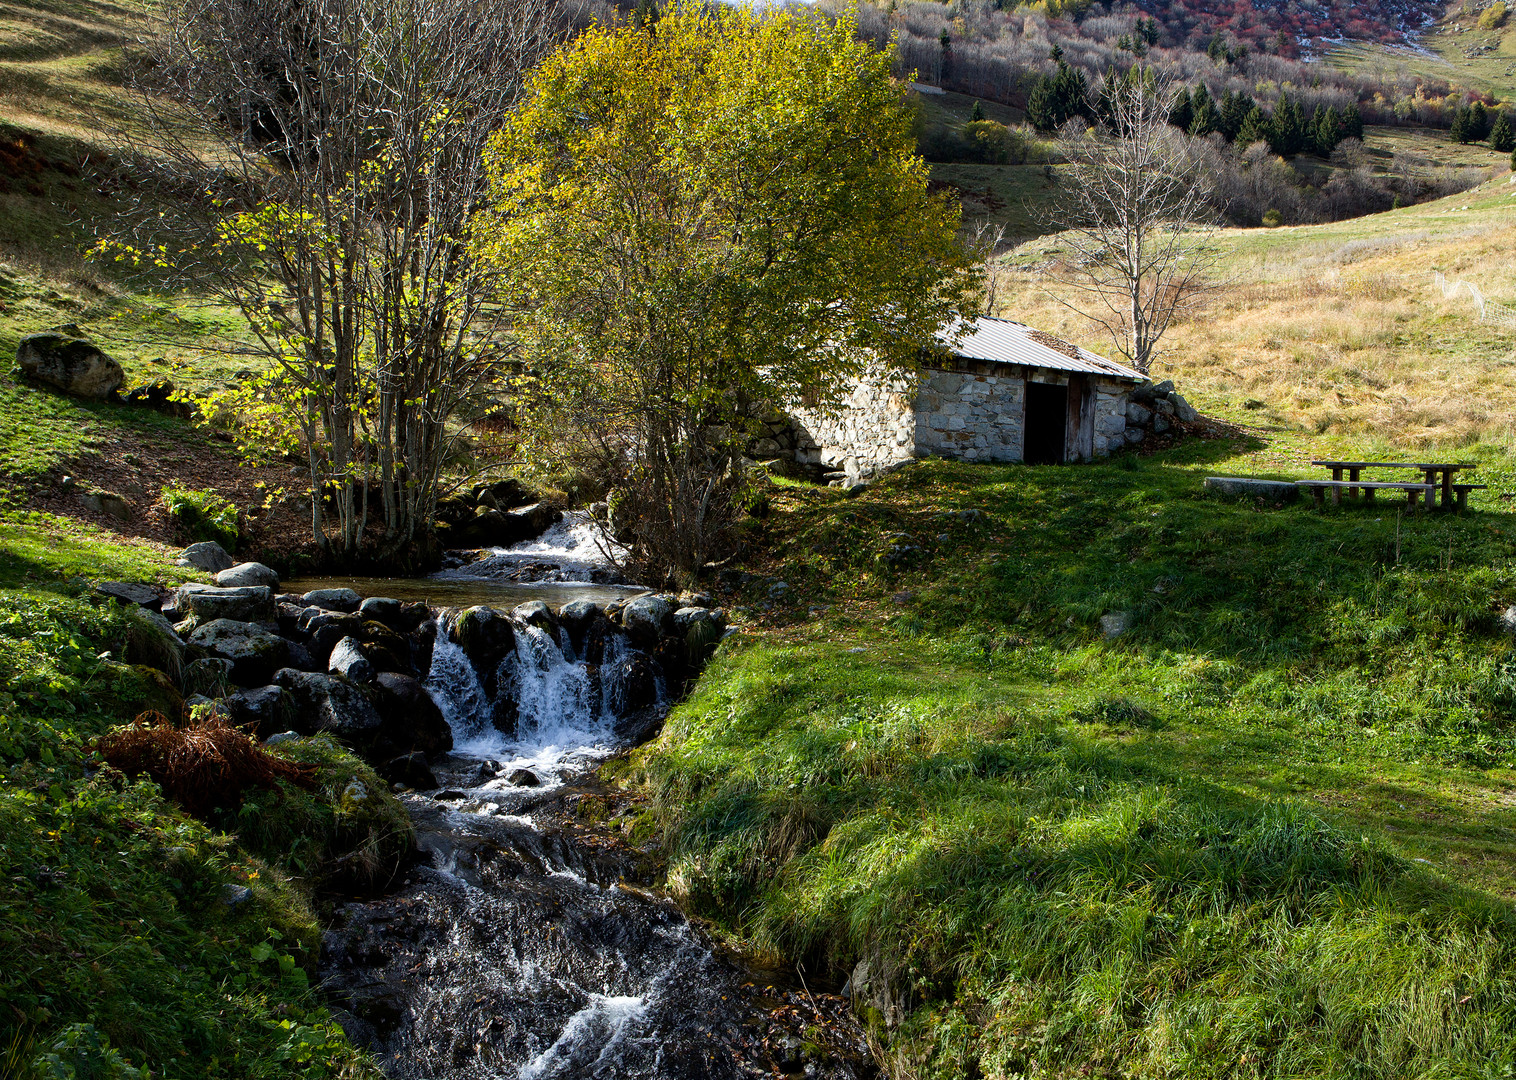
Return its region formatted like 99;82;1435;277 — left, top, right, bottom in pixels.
313;520;872;1080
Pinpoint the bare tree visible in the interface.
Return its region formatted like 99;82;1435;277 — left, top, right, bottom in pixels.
971;221;1014;315
107;0;563;566
1034;71;1219;375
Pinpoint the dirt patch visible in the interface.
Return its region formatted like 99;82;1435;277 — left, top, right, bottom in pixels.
17;412;314;567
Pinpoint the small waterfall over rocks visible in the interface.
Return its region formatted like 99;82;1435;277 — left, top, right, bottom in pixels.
320;595;871;1080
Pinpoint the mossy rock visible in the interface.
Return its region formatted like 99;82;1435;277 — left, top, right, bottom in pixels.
101;661;186;720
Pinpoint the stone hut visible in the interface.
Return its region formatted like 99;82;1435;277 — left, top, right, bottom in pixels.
772;316;1148;481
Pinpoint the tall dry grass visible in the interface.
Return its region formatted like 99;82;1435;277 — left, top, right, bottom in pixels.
996;215;1516;448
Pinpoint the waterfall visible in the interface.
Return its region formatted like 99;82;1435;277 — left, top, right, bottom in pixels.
423;612;641;778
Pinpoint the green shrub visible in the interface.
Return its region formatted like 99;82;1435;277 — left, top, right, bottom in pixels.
1262;207;1284;227
1478;1;1507;29
161;487;238;552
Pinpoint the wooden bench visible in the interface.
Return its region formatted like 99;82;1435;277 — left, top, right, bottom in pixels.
1296;480;1436;509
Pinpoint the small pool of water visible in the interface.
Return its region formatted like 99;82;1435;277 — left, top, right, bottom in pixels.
282;576;647;611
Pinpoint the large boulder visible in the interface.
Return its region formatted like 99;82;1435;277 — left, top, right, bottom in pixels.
180;541;236;574
17;327;124;399
356;620;416;676
216;562;280;590
273;669;385;747
357;596;403;628
186;619;293;685
512;600;558;636
175;583;275;624
620;595;672;648
329;637;376;683
224;685;297;738
301;588;362;613
306;613;367;662
558;600;602;638
372;672;452;757
451;606;516;675
94;581;163;609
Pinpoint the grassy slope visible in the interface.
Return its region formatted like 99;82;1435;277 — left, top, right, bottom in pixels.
1002;173;1516;473
632;449;1516;1078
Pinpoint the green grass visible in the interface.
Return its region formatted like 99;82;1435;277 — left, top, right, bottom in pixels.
1326;21;1516;106
628;450;1516;1077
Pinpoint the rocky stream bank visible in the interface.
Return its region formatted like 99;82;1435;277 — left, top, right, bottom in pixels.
92;541;875;1079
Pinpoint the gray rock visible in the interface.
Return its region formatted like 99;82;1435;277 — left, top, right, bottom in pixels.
216;562;280;590
1125;402;1152;425
1125;428;1146;444
94;581;161;608
219;883;253;907
1152;413;1171;434
620;595;672;646
1154;398;1176;417
273;668;385;744
301;588;362;613
329;636;376;683
184;657;235;699
1202;477;1300;503
1152;379;1175;394
263;731;301;746
1170;393;1197;423
187;619;292;685
181;541;235;574
558;600;603;639
507;768;540;787
512;600;557;634
175;583;276;624
371;672;452;757
1099;611;1131;640
81;490;131;520
452;606;516;674
225;685;294;737
358;596;403;627
17;327;124;399
1501;607;1516;637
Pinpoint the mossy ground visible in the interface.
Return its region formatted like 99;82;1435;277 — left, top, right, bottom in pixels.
0;540;399;1075
629;448;1516;1077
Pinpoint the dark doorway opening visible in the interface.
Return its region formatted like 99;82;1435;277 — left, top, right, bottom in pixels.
1023;381;1067;464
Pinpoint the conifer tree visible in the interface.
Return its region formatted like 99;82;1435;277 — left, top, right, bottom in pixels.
1221;90;1253;141
1268;93;1306;156
1450;104;1474;144
970;100;985;122
1237;104;1270;147
1471;101;1491;141
1341;101;1364;141
1312;105;1340;155
1189;83;1220;137
1169;85;1194;131
1491;110;1516;153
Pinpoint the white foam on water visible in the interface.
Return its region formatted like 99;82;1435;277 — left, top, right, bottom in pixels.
426;617;637;782
517;994;649;1080
488;510;624;573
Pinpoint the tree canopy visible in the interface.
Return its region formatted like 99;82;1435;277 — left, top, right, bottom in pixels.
476;3;974;577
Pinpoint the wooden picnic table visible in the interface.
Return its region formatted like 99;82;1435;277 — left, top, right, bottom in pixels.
1311;460;1480;510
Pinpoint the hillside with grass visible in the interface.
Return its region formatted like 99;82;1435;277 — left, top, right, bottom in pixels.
2;0;1516;1074
630;444;1516;1078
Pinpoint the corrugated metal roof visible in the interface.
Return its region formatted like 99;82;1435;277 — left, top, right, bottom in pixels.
935;316;1145;382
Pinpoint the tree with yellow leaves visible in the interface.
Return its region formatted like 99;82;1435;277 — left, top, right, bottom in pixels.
477;3;976;581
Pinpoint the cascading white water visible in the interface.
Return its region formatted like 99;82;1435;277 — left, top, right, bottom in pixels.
424;614;643;785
